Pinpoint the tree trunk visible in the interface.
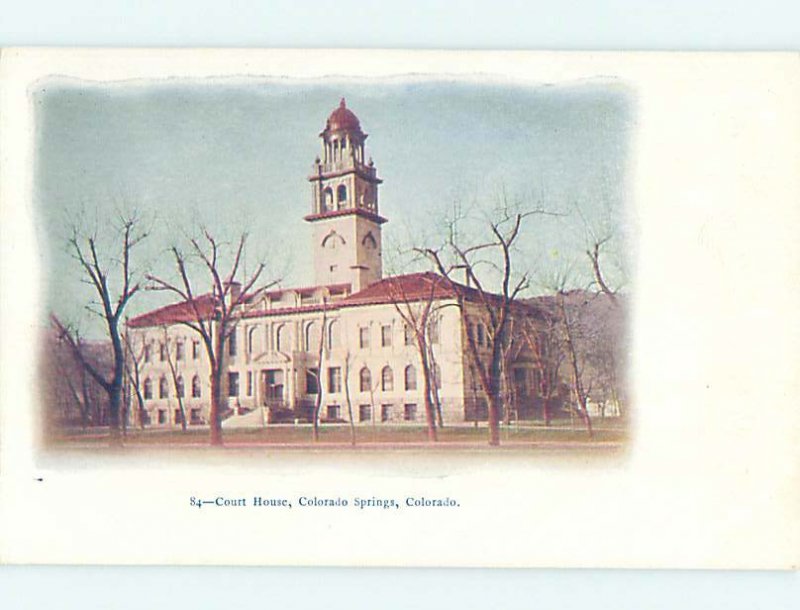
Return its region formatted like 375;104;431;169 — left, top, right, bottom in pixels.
417;337;437;442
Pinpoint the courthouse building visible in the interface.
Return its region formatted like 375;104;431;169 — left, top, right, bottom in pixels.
127;100;550;428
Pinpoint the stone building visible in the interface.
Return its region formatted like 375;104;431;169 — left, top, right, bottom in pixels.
126;100;555;428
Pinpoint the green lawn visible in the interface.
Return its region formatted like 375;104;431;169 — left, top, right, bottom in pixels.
51;418;628;447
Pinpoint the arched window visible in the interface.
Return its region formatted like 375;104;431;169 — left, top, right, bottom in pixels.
359;367;372;392
144;378;153;400
192;375;201;398
159;376;169;399
175;376;185;398
323;187;334;211
327;320;340;349
275;324;285;352
304;321;317;352
248;326;259;354
362;232;377;249
381;366;394;392
337;184;347;207
404;365;417;391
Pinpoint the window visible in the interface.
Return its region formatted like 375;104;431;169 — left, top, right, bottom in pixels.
337;184;347;205
306;369;319;394
359;326;370;349
327;405;341;420
246;372;253;397
176;341;185;361
144;344;151;363
192;375;201;398
265;369;284;400
304;322;317;352
432;363;442;389
328;367;342;393
159;342;167;362
175;376;185;398
381;325;392;347
174;409;183;425
428;316;440;344
192;340;200;360
144;378;153;400
404;324;414;346
248;327;258;354
275;325;285;352
158;409;167;424
359;404;372;422
228;372;240;397
404;404;417;421
327;320;340;349
477;323;485;347
381;366;394;392
404;365;417;391
159;376;169;399
381;404;392;423
228;329;237;356
324;187;334;211
467;322;475;344
190;408;201;424
359;367;371;392
513;368;529;398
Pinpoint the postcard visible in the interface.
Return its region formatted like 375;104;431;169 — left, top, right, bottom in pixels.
0;49;797;568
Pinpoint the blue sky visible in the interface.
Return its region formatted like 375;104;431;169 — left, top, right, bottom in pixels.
34;77;634;336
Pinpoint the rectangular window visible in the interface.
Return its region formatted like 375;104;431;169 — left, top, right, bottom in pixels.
190;408;201;425
404;403;417;421
404;324;414;346
306;369;319;395
192;340;200;360
246;371;253;397
428;317;440;344
477;324;485;347
359;404;372;422
327;404;341;420
159;342;167;362
157;409;167;424
228;372;240;397
176;341;185;361
381;325;392;347
228;330;237;356
264;369;284;401
144;344;151;363
174;409;183;425
359;326;370;349
381;404;392;423
328;367;342;393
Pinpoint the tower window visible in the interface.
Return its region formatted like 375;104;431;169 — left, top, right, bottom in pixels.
337;185;347;208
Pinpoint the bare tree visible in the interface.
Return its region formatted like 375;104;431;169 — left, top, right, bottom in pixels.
385;274;445;442
555;289;593;437
419;200;548;446
56;214;148;444
147;230;265;446
343;349;357;446
311;301;328;442
122;326;147;429
160;326;187;432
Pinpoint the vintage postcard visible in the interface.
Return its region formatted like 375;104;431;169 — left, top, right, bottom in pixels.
0;49;798;568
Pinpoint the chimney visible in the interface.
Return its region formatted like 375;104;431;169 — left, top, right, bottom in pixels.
224;280;242;307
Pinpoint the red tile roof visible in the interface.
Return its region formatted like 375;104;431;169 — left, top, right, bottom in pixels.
127;274;544;329
342;272;460;307
127;294;217;329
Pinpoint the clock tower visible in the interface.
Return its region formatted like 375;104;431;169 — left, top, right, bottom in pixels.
306;99;386;292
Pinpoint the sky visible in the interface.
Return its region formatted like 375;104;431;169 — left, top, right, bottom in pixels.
34;77;634;338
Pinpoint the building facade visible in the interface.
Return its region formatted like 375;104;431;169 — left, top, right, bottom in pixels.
127;100;554;428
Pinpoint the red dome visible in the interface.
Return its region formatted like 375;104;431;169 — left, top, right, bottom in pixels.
326;98;361;132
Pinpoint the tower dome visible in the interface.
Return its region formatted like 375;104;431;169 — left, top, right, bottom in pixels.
325;98;362;133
